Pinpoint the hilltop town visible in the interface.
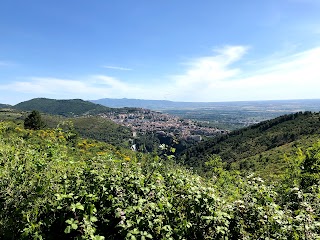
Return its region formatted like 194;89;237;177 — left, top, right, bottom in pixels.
99;108;226;142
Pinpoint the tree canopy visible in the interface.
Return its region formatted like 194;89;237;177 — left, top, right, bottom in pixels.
24;110;45;130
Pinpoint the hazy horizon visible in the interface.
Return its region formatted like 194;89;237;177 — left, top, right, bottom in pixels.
3;96;320;106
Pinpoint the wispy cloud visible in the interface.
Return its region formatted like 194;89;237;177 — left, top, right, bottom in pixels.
0;75;147;100
102;65;133;71
1;45;320;103
173;46;248;86
166;45;320;101
165;46;249;99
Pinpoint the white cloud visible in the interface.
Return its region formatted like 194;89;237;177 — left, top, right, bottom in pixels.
0;75;150;101
7;77;123;98
165;45;320;101
172;46;248;88
1;45;320;103
93;75;130;90
102;65;132;71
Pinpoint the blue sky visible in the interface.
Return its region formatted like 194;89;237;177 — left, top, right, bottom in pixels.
1;0;320;104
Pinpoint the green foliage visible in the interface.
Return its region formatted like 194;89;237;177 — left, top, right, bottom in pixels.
43;115;133;148
181;111;320;175
13;98;148;117
204;154;226;178
24;110;45;130
14;98;112;116
0;108;24;123
301;142;320;189
228;135;320;182
135;132;161;153
1;121;320;239
0;103;11;108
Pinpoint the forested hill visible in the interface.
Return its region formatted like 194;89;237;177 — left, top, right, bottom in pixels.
0;103;11;108
12;98;153;117
13;98;111;116
179;111;320;169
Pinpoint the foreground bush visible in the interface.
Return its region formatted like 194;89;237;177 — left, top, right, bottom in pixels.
0;121;319;239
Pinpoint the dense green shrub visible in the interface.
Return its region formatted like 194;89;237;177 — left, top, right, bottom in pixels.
24;110;45;130
0;121;319;239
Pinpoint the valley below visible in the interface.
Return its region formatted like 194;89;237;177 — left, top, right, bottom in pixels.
93;98;320;130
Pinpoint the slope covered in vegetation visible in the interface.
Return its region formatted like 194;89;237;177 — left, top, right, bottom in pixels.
231;135;320;180
13;98;111;116
0;109;134;149
180;112;320;171
0;120;320;239
43;115;133;148
0;108;24;122
0;103;11;108
12;98;149;117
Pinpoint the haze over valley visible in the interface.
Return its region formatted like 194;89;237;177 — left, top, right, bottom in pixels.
92;98;320;129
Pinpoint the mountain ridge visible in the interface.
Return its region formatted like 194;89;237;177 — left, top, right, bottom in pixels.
0;103;12;108
13;98;111;116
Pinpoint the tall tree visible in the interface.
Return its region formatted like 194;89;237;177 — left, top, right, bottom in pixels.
24;110;45;130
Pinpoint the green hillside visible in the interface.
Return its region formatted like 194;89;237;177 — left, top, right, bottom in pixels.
0;103;11;108
232;134;320;180
13;98;111;116
0;108;24;122
43;115;133;148
180;111;320;172
0;109;133;149
1;120;320;239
